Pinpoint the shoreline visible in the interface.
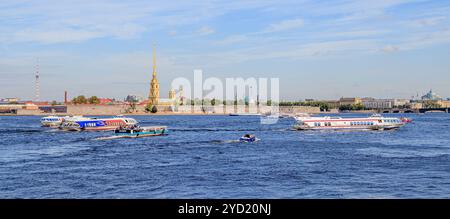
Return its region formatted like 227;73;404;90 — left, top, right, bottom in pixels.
0;111;396;117
0;113;229;116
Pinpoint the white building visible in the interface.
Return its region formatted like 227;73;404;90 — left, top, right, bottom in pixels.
362;98;394;109
1;98;19;103
393;99;410;107
361;98;411;109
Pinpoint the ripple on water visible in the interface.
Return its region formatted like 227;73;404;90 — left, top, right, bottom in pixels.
0;114;450;198
356;147;450;158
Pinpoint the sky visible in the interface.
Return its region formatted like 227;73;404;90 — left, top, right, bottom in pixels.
1;0;450;101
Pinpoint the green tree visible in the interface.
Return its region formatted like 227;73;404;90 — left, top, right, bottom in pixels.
318;103;330;111
151;105;158;113
339;103;365;111
88;96;100;104
72;95;87;104
267;100;272;106
223;100;227;105
211;98;216;106
145;103;152;112
144;104;158;113
126;101;137;113
51;100;57;106
339;104;352;111
352;103;365;111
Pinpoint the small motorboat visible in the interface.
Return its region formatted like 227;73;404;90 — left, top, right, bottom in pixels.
114;125;167;138
239;134;258;142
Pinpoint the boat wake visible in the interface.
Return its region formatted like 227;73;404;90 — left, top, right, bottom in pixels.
93;136;125;141
221;140;242;143
169;128;260;132
0;128;43;134
290;128;395;133
214;139;260;144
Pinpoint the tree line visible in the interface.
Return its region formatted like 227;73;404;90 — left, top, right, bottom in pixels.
71;95;101;104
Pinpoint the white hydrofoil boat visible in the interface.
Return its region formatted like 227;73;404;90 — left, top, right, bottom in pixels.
293;114;406;131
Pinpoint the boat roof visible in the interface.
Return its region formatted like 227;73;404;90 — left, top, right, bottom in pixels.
298;116;401;121
141;126;167;129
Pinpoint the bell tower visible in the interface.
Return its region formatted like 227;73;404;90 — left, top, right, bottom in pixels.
148;44;160;105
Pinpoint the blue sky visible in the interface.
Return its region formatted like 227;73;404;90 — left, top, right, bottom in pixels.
1;0;450;101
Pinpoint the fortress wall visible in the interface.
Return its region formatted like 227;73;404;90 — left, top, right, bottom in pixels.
279;106;322;114
11;104;321;115
172;105;321;114
66;105;128;115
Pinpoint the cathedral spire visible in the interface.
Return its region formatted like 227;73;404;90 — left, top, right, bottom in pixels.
153;43;156;77
149;42;160;105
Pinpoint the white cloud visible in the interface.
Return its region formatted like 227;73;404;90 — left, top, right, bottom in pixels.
213;35;248;45
263;18;304;33
381;45;400;53
414;16;447;27
168;30;178;36
12;29;101;44
0;0;299;44
2;0;450;100
327;30;389;38
400;29;450;50
196;26;215;36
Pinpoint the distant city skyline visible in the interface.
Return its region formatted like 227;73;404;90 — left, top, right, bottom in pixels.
1;0;450;101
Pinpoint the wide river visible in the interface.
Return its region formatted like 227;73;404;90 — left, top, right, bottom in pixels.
0;114;449;198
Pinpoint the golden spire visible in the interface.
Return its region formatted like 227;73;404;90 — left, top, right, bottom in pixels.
149;42;160;105
152;43;156;77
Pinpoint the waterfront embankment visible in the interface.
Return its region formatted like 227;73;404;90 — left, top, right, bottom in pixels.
2;105;322;116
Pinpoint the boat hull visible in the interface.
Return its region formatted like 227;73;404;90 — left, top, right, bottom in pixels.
84;126;118;131
239;137;257;142
115;132;166;138
59;127;83;131
59;117;138;131
40;116;65;127
114;126;167;138
294;115;406;131
41;122;63;127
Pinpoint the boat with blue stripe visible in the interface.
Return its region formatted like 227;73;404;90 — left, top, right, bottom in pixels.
59;116;138;131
